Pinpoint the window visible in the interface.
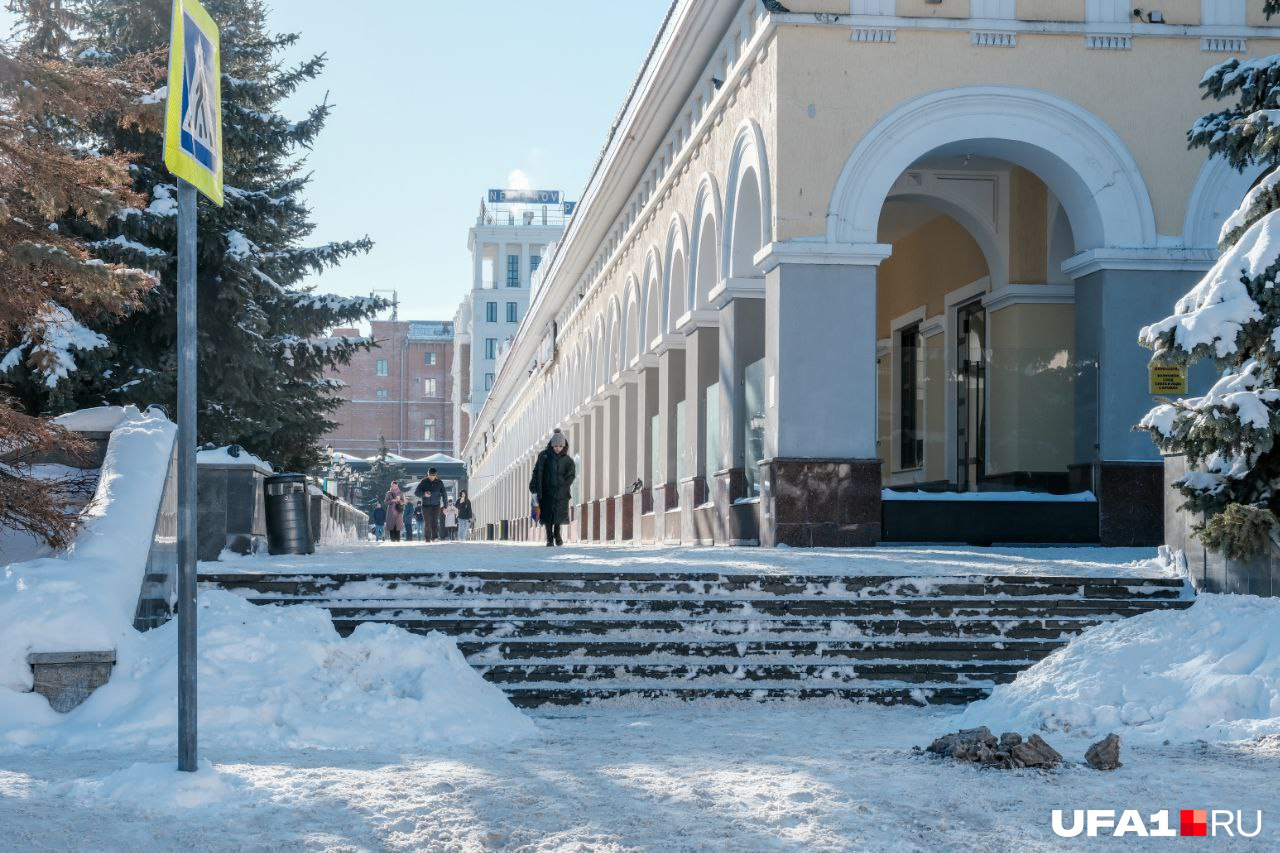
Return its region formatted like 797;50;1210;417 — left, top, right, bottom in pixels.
484;373;494;391
423;418;436;441
531;255;541;273
376;387;388;400
506;301;518;323
485;301;497;323
424;378;437;397
507;254;520;287
485;338;496;359
375;358;388;377
899;324;923;470
423;352;436;366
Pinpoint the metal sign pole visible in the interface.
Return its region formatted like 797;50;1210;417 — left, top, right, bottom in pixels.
177;177;198;772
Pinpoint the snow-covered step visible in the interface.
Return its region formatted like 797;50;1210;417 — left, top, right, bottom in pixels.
202;571;1188;600
500;685;990;708
198;569;1194;707
456;639;1060;663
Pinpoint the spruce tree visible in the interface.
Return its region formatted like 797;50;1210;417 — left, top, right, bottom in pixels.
30;0;385;473
359;435;407;510
0;2;155;547
1139;2;1280;558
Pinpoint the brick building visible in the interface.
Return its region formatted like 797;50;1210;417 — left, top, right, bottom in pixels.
325;320;456;458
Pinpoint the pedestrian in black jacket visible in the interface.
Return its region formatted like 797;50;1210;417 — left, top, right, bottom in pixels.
415;467;447;542
530;429;575;546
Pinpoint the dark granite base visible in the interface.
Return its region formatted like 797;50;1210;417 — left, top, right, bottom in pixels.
760;458;882;547
605;497;617;541
1097;461;1163;546
679;476;711;544
620;493;634;540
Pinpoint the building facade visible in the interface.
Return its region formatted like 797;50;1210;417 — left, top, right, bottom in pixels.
325;320;455;458
453;197;567;453
463;0;1279;547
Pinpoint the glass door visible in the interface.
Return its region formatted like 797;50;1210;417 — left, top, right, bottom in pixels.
956;301;987;490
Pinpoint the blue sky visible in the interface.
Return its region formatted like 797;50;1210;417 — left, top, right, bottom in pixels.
266;0;673;325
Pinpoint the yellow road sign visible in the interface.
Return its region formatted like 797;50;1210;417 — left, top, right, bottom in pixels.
1149;364;1187;395
164;0;223;205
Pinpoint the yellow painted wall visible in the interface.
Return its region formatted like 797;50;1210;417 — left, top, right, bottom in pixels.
899;0;972;18
1008;167;1048;283
877;214;989;338
1156;0;1203;26
1018;0;1083;21
986;302;1075;475
1249;5;1280;26
774;26;1279;243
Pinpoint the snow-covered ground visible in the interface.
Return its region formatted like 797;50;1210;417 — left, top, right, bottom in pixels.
208;540;1177;579
3;702;1278;850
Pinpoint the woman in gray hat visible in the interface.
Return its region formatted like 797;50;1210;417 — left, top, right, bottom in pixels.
529;428;575;546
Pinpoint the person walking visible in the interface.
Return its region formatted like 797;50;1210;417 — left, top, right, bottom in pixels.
443;500;459;540
530;428;575;547
456;490;474;541
415;467;447;542
403;499;415;542
370;502;386;541
383;483;405;543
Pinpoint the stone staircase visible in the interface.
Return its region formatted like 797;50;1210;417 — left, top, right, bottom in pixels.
198;570;1194;708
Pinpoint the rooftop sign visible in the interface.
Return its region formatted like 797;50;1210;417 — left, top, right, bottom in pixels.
488;189;561;205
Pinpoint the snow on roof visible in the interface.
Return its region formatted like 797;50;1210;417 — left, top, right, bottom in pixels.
418;452;463;464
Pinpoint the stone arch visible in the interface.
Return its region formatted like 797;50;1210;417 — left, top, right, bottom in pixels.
688;174;723;311
642;248;663;350
1183;154;1269;249
663;215;690;333
623;277;641;369
724;118;773;279
606;296;622;381
828;86;1157;251
884;190;1007;291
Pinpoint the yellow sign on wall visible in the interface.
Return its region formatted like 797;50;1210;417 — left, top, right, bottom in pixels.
163;0;223;205
1149;364;1188;395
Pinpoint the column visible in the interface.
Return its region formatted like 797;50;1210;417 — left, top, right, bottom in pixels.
602;391;618;541
634;356;659;543
498;242;508;289
579;411;593;541
1068;255;1210;545
716;296;765;545
681;324;719;545
520;242;531;289
619;375;639;540
592;402;607;541
654;341;686;543
473;239;484;290
758;246;889;547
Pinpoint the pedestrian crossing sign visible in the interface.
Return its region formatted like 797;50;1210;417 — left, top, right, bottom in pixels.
164;0;223;205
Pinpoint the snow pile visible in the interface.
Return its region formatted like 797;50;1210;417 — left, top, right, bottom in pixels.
0;406;175;691
52;405;131;432
958;594;1280;744
60;760;245;813
0;591;536;751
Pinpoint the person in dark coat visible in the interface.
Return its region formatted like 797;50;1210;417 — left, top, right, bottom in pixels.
456;490;474;541
371;502;386;541
530;429;575;546
402;499;415;541
415;467;447;542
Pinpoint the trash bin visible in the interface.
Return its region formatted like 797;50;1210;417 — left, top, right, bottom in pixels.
264;473;314;555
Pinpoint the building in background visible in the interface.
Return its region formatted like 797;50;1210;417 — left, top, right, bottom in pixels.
453;192;568;452
325;319;455;458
